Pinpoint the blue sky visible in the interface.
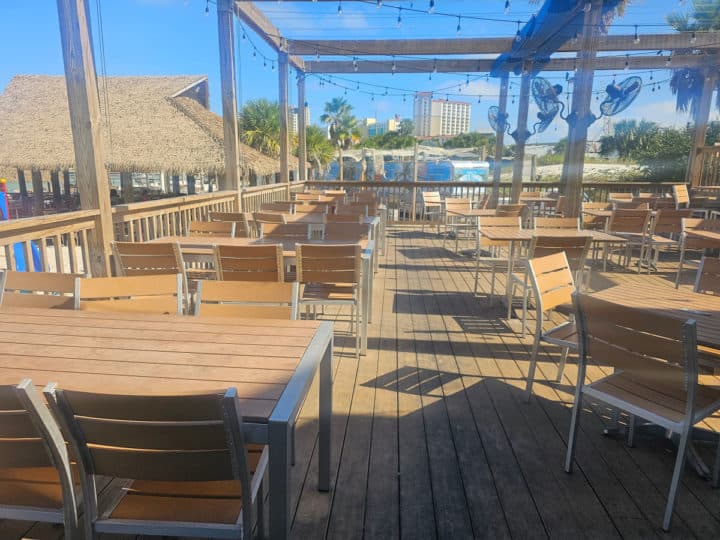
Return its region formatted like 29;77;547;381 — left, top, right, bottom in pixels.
1;0;716;143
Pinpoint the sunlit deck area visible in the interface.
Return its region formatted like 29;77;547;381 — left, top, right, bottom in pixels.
8;224;719;539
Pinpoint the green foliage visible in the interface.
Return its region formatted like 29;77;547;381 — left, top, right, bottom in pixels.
633;127;693;181
442;132;495;149
552;137;568;155
398;119;414;137
706;121;720;145
599;120;659;159
238;99;282;157
304;125;335;170
357;130;416;149
320;97;359;150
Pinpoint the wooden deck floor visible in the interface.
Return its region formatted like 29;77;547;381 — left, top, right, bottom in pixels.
5;225;720;539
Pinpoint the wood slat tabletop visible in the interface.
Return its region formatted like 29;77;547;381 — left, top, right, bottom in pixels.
283;214;377;225
479;227;626;243
589;283;720;351
0;307;321;423
447;209;496;218
687;229;720;244
150;236;370;257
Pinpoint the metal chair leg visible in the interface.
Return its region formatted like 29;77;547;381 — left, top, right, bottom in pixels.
524;334;541;402
626;414;636;448
556;347;569;382
663;426;691;531
564;392;583;473
256;478;265;539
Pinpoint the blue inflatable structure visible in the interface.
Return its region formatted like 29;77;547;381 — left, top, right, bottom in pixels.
0;182;42;271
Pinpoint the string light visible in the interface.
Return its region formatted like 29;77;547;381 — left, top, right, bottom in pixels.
353;57;358;71
397;7;402;27
432;59;438;74
515;20;522;43
583;2;592;13
691;31;697;44
391;57;397;74
376;0;382;7
204;0;209;15
337;0;342;15
633;25;640;44
666;53;672;67
456;16;462;35
624;54;629;70
428;0;435;14
466;74;470;86
477;95;482;103
504;0;510;15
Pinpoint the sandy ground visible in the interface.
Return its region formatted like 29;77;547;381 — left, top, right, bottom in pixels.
536;162;642;180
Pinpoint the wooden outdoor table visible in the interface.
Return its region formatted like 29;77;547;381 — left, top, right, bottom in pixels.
446;208;496;218
0;306;333;540
589;283;720;357
477;227;627;307
150;236;375;354
686;229;720;246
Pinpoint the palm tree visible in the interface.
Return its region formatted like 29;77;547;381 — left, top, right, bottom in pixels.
667;1;720;116
304;125;335;178
320;97;359;181
238;99;282;158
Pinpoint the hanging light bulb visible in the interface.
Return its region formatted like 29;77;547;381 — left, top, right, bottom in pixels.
391;57;397;74
242;31;246;40
633;25;640;44
515;20;522;43
477;95;482;103
456;16;462;35
666;54;672;67
337;0;342;15
466;74;470;86
253;49;257;57
690;31;697;44
384;87;388;96
356;83;360;90
446;94;449;102
205;0;209;15
397;8;402;27
504;0;510;15
432;59;438;74
271;61;275;71
353;57;358;72
583;2;592;13
624;54;629;70
376;0;382;7
403;95;406;103
649;71;654;81
371;93;375;101
428;0;435;14
316;49;320;61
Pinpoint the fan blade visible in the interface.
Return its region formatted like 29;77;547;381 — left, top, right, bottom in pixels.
600;76;642;117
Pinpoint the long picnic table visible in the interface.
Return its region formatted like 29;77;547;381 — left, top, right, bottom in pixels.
0;306;333;540
150;236;375;354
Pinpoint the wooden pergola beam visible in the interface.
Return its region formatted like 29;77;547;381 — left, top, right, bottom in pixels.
233;1;305;70
306;53;718;74
289;32;720;56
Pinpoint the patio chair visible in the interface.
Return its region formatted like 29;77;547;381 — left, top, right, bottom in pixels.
297;243;362;356
260;202;293;213
195;280;299;319
214;244;284;282
510;236;591;337
643;208;693;272
495;203;526;217
111;241;184;278
324;213;362;224
566;293;720;531
614;200;650;210
443;198;474;253
259;222;310;241
652;198;677;210
252;212;286;237
675;218;720;287
75;274;183;315
0;379;79;538
294;203;330;214
581;202;612;231
209;212;253;238
421;191;443;234
0;270;80;309
533;217;580;230
323;223;370;242
473;216;521;299
336;204;368;217
187;220;235;238
603;209;652;271
673;183;710;217
608;192;632;202
524;252;579;400
295;192;319;201
694;256;720;295
45;386;268;540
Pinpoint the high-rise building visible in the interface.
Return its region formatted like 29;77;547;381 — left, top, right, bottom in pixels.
359;115;402;139
289;105;311;134
413;92;471;138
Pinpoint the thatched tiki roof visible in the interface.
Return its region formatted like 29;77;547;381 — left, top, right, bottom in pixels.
0;75;301;178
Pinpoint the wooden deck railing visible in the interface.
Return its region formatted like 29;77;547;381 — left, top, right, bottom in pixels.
240;182;307;213
112;191;239;242
0;210;100;273
304;180;680;221
697;146;720;187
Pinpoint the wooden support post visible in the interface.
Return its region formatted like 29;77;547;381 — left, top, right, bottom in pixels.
120;172;133;203
338;145;344;182
50;171;62;206
490;74;509;208
63;170;71;197
297;73;307;182
187;174;196;195
687;70;718;186
17;169;28;198
217;0;242;201
411;142;419;222
278;51;290;185
560;0;603;218
57;0;113;276
31;170;44;216
511;66;532;203
172;175;180;194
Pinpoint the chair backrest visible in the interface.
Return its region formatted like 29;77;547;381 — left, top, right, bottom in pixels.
0;270;79;309
673;184;690;208
652;208;693;236
445;198;471;213
294;203;329;214
608;192;632;201
75;274;183;314
527;252;575;314
214;244;284;282
296;243;361;285
682;218;720;250
534;217;580;230
355;191;377;203
336;204;368;217
652;198;677;210
252;211;286;225
111;242;184;277
260;222;310;240
528;235;591;274
582;202;611;211
478;216;521;247
555;195;566;216
209;212;252;238
295;193;319;201
0;379;78;528
323;223;370;242
422;191;442;205
323;189;346;197
615;200;650;210
519;191;543;199
46;386;255;539
195;280;298;319
495;203;526;217
260;202;293;213
324;213;362;223
694;257;720;295
606;209;651;234
574;292;697;405
187;220;235;238
634;192;655;199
